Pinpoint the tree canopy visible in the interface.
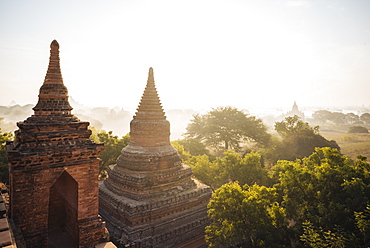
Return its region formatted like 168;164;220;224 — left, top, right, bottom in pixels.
186;150;270;189
185;106;270;151
206;182;289;247
0;129;12;184
268;115;340;163
275;115;319;138
312;110;370;126
174;137;210;157
360;113;370;125
206;148;370;247
90;129;130;179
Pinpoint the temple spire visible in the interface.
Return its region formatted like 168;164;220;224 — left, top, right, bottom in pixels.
33;40;72;115
45;40;63;84
148;67;154;83
129;68;170;147
100;68;212;248
133;67;166;120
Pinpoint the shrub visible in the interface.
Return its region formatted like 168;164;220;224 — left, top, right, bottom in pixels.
349;126;369;134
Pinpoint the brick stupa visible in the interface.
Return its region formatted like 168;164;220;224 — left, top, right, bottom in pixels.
99;68;212;247
6;40;108;247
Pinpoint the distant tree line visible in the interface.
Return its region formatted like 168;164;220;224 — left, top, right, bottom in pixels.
313;110;370;126
184;107;339;165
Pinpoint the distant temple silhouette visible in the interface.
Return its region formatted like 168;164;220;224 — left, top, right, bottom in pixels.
280;101;305;121
99;67;212;247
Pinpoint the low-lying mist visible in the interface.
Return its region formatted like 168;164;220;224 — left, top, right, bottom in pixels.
1;99;370;141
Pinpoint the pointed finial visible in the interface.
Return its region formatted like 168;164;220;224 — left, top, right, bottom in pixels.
148;67;154;83
50;40;59;50
133;67;166;121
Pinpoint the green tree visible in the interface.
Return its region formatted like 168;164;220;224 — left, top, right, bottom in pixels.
355;205;370;246
329;112;346;125
275;115;319;138
312;110;332;125
91;130;130;179
171;141;191;161
204;148;370;247
187;154;218;189
206;182;289;247
187;150;270;189
272;147;370;247
0;129;13;184
185;106;270;151
360;113;370;125
346;113;361;125
312;110;356;126
271;115;339;162
348;126;368;133
175;137;210;156
300;221;347;248
219;150;270;187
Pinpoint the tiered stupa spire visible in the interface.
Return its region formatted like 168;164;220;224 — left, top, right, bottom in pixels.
33;39;72;115
134;67;166;120
130;67;170;148
99;68;212;247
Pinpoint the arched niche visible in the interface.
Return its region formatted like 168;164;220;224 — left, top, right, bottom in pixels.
48;170;78;247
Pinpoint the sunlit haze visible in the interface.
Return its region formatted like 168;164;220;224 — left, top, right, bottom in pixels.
1;0;370;112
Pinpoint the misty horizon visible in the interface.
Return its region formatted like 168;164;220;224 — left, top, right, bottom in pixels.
2;98;370;140
1;0;370;111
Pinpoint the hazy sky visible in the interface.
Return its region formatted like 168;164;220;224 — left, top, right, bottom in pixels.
1;0;370;111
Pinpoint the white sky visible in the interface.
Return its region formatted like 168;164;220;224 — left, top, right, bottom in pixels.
1;0;370;111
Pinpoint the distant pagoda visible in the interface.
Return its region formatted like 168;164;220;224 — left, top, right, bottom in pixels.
282;101;305;121
99;68;212;247
6;40;108;247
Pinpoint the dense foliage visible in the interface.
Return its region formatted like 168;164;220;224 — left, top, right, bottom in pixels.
206;182;289;247
266;115;340;164
206;148;370;247
2;103;370;246
0;129;12;184
185;106;271;151
90;129;129;179
175;138;210;156
84;111;369;247
275;115;319;138
186;150;270;190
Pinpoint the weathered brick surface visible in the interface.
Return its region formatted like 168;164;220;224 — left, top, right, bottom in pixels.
7;40;108;248
99;68;212;248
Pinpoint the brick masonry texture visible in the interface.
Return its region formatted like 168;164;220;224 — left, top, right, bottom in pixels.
99;68;212;248
6;40;108;248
